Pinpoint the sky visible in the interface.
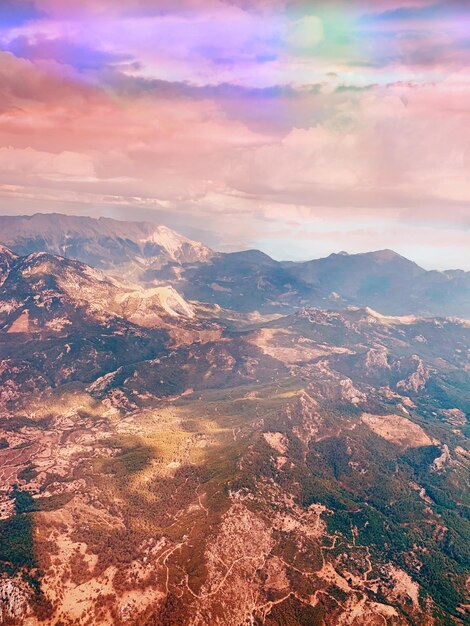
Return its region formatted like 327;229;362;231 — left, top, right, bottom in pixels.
0;0;469;269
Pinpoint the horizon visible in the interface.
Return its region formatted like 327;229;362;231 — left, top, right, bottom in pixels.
0;1;469;271
0;210;466;273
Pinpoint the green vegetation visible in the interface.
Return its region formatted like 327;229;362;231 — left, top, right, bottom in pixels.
300;429;470;619
13;486;37;514
0;486;73;579
18;464;38;482
0;488;38;589
0;514;36;575
35;493;74;512
97;435;158;477
101;445;156;476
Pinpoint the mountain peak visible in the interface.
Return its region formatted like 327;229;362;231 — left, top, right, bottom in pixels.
328;249;422;266
226;249;278;265
367;249;413;262
0;213;213;278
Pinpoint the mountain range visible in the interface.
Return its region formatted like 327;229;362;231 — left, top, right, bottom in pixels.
0;213;469;318
0;213;212;277
0;214;468;625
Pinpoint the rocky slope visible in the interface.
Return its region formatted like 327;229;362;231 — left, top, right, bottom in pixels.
0;245;17;287
0;250;468;625
0;248;221;415
0;213;213;280
0;248;206;334
165;249;470;318
1;213;468;318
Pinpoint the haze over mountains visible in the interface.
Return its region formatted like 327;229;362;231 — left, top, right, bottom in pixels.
0;213;469;319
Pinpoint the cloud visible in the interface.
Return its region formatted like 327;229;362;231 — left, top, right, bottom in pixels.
3;35;130;71
0;146;96;181
285;15;324;50
0;0;468;270
0;0;43;27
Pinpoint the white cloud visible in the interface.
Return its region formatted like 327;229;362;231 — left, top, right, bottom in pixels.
285;15;324;51
0;146;96;181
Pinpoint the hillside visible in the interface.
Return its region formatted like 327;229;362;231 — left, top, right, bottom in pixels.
1;214;468;318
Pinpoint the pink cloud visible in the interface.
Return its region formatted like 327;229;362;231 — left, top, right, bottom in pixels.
0;0;468;269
